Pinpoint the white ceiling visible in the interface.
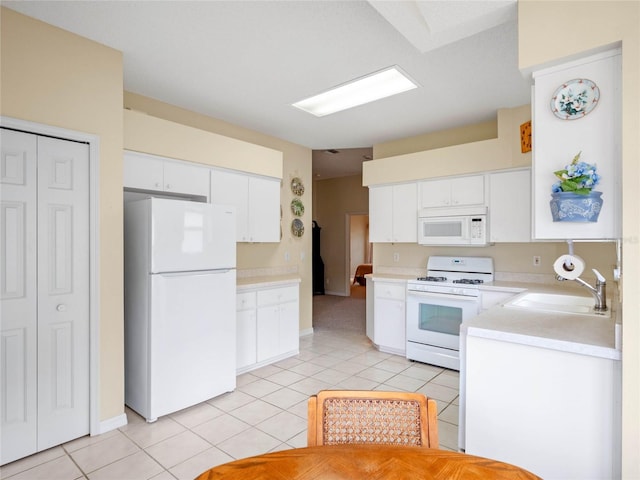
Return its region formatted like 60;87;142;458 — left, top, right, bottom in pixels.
4;0;531;179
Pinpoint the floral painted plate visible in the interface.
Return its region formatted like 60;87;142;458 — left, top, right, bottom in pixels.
291;219;304;237
291;177;305;196
550;78;600;120
291;198;304;217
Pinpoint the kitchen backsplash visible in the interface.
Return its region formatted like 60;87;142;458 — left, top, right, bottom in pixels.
237;265;299;279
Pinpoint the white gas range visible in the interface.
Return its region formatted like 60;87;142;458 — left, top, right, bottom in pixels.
406;256;494;370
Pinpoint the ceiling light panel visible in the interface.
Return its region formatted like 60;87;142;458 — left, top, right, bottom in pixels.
292;66;418;117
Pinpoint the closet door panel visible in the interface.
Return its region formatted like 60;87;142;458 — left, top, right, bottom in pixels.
36;136;90;451
0;129;38;465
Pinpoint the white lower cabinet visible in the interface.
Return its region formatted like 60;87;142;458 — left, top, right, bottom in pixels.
465;335;621;479
372;280;406;355
236;292;257;370
236;283;299;373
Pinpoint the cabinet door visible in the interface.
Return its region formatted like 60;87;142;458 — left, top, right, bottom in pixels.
373;298;405;353
210;169;249;241
451;175;484;206
123;151;163;191
256;305;280;362
279;300;299;355
420;179;451;208
248;176;280;243
489;170;531;242
236;309;257;369
369;185;393;242
373;282;406;353
163;161;210;199
391;183;417;242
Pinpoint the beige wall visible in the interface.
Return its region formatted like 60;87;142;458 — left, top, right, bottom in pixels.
124;93;313;333
518;2;640;476
313;175;369;295
124;110;283;178
373;119;498;159
365;105;532;185
1;8;125;420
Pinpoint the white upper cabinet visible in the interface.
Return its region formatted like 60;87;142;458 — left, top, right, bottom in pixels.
210;168;280;243
488;168;531;243
419;175;485;209
124;151;210;199
532;48;621;240
369;183;417;243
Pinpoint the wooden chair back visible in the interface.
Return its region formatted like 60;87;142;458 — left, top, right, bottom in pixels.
307;390;439;448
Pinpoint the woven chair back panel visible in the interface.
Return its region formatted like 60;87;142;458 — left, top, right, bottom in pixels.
322;398;423;446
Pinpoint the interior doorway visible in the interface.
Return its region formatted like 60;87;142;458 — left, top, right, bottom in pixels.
347;213;370;298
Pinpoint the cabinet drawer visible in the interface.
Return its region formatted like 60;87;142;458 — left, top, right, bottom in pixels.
374;282;405;301
257;285;298;306
236;291;256;311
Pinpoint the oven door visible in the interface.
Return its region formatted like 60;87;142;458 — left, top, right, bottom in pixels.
406;291;479;349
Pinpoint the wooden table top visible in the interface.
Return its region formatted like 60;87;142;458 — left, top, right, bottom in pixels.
195;444;542;480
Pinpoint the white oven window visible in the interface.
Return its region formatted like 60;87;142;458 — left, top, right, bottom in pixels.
418;303;462;336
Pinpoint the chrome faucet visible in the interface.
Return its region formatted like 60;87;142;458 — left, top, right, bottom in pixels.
556;268;607;312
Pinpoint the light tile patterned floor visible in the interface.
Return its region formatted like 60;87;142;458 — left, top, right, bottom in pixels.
1;296;459;480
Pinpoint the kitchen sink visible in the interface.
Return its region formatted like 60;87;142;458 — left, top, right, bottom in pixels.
503;292;611;317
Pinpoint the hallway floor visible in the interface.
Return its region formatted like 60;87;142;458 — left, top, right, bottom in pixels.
1;295;459;480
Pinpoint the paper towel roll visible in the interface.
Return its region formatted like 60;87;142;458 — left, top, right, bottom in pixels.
553;254;586;280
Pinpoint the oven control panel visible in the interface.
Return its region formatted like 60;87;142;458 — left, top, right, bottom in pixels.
406;282;480;298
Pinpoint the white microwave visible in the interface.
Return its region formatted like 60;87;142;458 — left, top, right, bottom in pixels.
418;206;488;246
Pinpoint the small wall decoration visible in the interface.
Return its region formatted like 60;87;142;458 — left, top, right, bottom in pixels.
549;151;602;222
550;78;600;120
290;177;304;196
291;198;304;217
520;121;532;153
291;218;304;237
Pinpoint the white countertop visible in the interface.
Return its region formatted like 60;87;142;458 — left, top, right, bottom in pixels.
463;283;620;360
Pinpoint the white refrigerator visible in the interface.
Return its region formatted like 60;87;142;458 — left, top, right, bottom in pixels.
124;198;236;422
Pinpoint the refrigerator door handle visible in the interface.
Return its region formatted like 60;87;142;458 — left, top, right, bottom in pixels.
156;269;232;277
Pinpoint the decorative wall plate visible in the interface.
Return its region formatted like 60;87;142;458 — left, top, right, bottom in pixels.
550;78;600;120
291;198;304;217
291;177;305;196
291;219;304;237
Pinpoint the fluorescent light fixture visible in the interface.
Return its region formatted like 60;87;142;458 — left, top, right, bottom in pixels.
292;66;418;117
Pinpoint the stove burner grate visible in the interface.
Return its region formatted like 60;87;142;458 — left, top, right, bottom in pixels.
416;276;448;282
452;278;484;285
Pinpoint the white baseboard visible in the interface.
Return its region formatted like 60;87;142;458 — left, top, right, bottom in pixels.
300;328;313;337
96;413;128;435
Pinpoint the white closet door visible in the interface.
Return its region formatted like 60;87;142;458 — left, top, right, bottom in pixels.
0;129;90;465
36;136;90;451
1;129;38;464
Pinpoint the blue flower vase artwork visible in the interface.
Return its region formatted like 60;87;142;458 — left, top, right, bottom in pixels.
550;191;603;222
550;151;603;222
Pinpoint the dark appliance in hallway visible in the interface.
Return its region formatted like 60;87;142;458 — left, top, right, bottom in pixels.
312;220;325;295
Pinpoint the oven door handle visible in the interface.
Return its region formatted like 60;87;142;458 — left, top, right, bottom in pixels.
407;291;479;302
